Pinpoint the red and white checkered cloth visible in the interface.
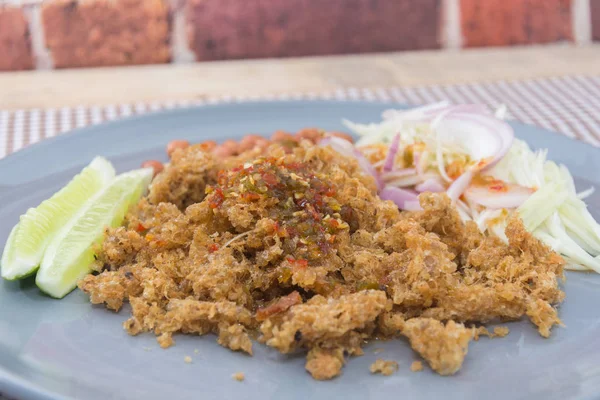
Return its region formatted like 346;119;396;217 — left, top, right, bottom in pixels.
1;75;600;159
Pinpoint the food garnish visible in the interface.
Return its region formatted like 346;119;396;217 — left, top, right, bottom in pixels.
36;167;152;298
1;157;115;280
1;158;152;299
346;102;600;272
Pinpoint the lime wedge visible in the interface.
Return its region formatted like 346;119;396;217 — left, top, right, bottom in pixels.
1;157;115;280
36;168;153;298
0;225;26;279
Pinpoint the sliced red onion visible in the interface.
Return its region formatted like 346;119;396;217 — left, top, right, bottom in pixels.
474;209;507;232
413;151;424;177
380;186;422;211
359;146;383;156
456;199;474;221
382;101;450;122
465;182;534;209
332;103;515;205
383;134;401;172
403;200;423;211
356;155;383;191
415;178;446;193
424;105;514;202
320;136;382;191
446;169;475;202
382;168;417;181
382;103;491;124
319;136;355;157
437;112;514;172
419;104;514;184
372;159;386;169
385;175;423;188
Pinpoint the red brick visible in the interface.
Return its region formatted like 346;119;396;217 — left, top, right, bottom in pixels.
461;0;573;47
592;0;600;41
42;0;171;69
0;6;34;71
186;0;441;61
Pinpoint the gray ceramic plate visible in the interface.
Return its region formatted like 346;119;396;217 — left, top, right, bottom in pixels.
1;101;600;400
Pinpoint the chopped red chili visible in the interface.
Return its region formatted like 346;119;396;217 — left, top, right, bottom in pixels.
488;180;508;192
210;157;347;261
208;187;224;208
241;192;261;201
152;239;166;247
255;291;303;321
262;172;279;187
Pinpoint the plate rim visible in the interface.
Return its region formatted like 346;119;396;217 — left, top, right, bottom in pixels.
1;99;599;400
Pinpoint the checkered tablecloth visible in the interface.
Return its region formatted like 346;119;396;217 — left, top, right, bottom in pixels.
1;75;600;159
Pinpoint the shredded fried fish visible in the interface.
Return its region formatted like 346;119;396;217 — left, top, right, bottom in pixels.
79;131;565;379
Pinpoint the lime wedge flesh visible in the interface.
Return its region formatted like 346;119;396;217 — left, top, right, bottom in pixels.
0;224;34;279
36;168;153;298
1;157;115;280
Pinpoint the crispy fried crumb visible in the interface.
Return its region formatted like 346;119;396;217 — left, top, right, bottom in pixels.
194;348;199;354
157;333;174;349
260;290;388;354
411;361;423;372
79;136;566;379
493;327;510;337
305;347;345;380
370;359;399;376
526;299;563;338
373;348;384;354
401;318;472;376
473;326;510;340
184;356;192;364
232;372;245;381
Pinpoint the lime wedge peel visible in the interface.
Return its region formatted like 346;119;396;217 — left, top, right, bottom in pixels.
36;168;153;298
0;224;35;280
1;157;116;281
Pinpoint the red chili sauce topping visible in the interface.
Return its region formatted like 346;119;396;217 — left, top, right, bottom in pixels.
205;157;352;262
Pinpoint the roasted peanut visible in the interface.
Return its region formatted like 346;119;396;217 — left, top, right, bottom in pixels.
141;160;164;177
166;140;190;157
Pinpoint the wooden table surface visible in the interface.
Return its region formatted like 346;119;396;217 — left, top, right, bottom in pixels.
0;44;599;110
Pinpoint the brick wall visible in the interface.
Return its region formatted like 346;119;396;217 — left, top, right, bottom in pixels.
0;5;33;70
187;0;441;61
0;0;597;71
460;0;573;47
592;0;600;41
42;0;171;68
